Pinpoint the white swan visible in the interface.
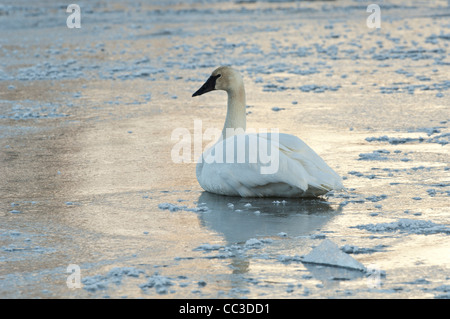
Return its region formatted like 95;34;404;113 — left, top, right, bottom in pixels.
192;66;344;198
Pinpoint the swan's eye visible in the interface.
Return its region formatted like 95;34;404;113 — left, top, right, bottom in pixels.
216;74;221;78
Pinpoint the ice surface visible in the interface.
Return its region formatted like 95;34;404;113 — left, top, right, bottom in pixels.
301;240;366;272
1;0;449;299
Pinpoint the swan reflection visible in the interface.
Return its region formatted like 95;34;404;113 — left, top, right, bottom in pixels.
196;191;338;245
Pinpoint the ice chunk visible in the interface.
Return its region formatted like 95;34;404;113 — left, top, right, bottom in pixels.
301;239;366;271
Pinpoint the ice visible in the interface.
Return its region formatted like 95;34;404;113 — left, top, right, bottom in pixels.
365;194;388;202
348;171;364;177
310;233;326;239
158;203;184;212
0;100;69;120
298;84;341;93
82;267;145;292
139;273;174;295
353;219;450;235
1;0;449;299
244;238;263;248
194;244;223;251
277;254;302;263
301;239;366;272
82;275;109;292
158;202;209;213
365;136;424;144
358;151;389;161
341;244;387;254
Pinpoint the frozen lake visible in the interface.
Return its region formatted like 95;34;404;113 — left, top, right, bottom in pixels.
0;0;449;298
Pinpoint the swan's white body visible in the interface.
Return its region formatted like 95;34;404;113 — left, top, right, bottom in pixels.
193;66;343;198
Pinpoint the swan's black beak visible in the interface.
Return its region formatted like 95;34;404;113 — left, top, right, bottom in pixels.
192;75;219;97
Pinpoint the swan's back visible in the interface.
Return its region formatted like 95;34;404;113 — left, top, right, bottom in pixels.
196;133;343;198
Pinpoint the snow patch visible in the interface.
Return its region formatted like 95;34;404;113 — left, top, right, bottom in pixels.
194;243;223;251
82;267;144;292
353;218;450;235
139;272;174;295
158;202;209;213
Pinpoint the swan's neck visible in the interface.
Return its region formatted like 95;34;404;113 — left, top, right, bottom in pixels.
222;84;246;139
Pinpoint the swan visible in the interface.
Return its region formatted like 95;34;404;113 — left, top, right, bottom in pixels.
192;66;344;198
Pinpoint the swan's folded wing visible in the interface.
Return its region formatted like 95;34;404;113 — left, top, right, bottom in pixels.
198;133;343;197
275;133;344;191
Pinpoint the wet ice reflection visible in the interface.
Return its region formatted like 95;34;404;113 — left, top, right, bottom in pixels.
196;192;337;245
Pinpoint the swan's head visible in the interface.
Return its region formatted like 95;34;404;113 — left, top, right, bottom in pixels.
192;66;243;97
